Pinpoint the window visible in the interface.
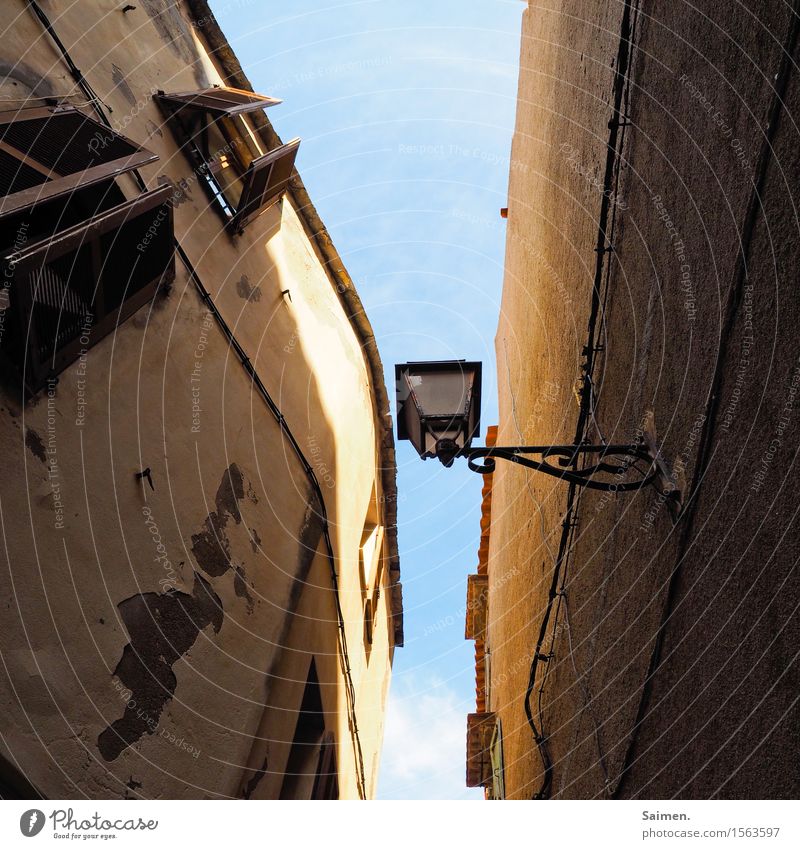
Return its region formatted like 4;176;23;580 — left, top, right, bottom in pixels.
466;711;496;789
359;523;384;591
466;713;504;796
359;516;384;661
311;732;339;801
0;106;174;394
488;720;505;800
156;87;282;116
156;86;300;232
364;597;374;646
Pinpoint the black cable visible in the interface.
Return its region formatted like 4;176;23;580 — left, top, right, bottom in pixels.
523;0;637;799
27;0;369;800
578;0;635;435
27;0;114;124
523;482;577;799
175;243;368;799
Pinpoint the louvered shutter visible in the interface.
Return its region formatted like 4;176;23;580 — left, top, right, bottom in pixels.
156;86;281;117
2;185;174;392
0;106;157;219
232;138;300;231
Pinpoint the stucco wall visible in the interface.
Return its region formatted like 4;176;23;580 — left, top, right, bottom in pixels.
0;0;397;799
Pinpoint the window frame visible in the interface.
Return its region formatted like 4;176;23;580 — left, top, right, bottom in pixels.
488;720;505;800
466;711;497;788
155;88;299;233
311;732;339;800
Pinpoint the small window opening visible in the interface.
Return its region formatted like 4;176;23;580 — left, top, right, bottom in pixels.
156;87;299;232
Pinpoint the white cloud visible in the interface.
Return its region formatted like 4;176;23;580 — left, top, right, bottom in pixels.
377;674;483;800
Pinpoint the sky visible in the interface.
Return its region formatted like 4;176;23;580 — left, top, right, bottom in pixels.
210;0;523;799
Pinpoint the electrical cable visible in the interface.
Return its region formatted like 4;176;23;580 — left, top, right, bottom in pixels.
561;590;611;790
503;343;608;792
522;0;638;799
0;95;94;105
27;0;115;123
175;243;368;799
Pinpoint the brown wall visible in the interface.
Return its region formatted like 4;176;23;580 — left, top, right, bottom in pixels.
486;0;800;799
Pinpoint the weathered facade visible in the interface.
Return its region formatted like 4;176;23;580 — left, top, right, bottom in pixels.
0;0;401;799
468;0;800;799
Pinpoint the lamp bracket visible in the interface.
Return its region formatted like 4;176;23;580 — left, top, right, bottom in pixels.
441;441;673;494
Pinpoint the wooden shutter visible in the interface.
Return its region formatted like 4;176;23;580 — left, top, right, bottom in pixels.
156;87;281;117
2;185;174;392
231;138;300;231
465;574;489;640
466;712;496;788
0;106;158;219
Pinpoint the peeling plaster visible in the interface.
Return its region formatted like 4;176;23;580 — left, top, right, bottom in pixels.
242;755;268;799
139;0;207;87
234;565;254;614
146;119;163;140
157;175;191;207
97;573;223;761
190;463;253;578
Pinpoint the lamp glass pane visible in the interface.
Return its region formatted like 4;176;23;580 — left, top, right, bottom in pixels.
407;368;475;418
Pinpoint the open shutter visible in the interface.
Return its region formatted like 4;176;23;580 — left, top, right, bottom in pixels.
2;185;174;392
156;86;281;117
0;106;158;219
465;574;489;640
466;712;496;788
231;138;300;231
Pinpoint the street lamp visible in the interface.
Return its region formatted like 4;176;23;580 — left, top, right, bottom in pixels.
395;360;482;467
395;359;669;493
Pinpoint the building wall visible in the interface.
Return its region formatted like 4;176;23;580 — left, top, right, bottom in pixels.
0;0;399;799
485;0;800;799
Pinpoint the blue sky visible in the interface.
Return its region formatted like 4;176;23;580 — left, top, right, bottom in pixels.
210;0;523;799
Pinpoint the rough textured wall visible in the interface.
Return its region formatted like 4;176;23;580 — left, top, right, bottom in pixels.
488;0;800;799
0;0;396;799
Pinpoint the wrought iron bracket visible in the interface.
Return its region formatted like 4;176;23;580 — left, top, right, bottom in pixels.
435;439;671;494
